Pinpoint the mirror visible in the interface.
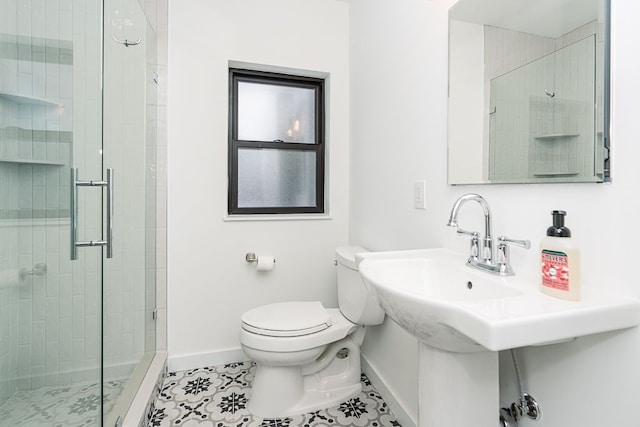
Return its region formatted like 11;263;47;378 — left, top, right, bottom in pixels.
447;0;610;184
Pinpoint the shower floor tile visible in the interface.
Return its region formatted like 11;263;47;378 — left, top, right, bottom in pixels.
149;361;402;427
0;379;123;426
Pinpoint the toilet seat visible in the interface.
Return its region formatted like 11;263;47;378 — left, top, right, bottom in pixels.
242;301;332;337
240;305;358;353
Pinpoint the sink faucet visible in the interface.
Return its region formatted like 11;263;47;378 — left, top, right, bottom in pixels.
446;193;494;263
447;193;530;276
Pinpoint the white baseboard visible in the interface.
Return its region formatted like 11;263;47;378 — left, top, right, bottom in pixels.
167;348;248;372
361;354;417;427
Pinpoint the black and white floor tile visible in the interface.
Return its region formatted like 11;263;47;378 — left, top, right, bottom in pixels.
148;361;402;427
0;379;123;426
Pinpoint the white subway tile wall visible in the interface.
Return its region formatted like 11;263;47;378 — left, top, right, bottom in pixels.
0;0;98;403
485;21;599;182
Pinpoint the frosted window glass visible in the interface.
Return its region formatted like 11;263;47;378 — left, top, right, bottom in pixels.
238;82;316;144
237;148;316;208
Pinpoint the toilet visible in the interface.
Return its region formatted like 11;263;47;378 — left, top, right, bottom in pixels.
239;246;385;418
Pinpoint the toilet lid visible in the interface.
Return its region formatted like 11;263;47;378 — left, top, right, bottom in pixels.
241;301;332;337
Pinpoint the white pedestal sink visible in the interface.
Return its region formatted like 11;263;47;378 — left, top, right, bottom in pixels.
420;344;498;427
357;248;640;427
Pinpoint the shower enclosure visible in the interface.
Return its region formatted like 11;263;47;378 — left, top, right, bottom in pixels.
0;0;166;425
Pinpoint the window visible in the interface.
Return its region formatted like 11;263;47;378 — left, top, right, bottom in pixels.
228;68;325;215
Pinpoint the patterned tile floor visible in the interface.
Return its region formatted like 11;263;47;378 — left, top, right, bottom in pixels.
149;361;402;427
0;379;123;426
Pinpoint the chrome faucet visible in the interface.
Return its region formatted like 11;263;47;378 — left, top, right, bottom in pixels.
446;193;494;264
447;193;530;276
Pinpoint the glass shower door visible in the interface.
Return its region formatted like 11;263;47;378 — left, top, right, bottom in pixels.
0;0;106;425
101;0;158;423
0;0;157;424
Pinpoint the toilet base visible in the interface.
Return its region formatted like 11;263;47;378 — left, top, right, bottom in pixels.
247;336;363;418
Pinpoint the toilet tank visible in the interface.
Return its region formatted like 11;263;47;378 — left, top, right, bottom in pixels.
336;246;385;325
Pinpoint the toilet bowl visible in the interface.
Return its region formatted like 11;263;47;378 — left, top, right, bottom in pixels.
239;246;385;418
241;303;364;417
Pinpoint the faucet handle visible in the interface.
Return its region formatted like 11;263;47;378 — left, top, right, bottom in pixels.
456;228;478;237
496;236;531;275
457;229;480;259
498;236;531;250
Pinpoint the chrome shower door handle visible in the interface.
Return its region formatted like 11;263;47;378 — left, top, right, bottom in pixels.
70;168;79;260
70;168;114;260
106;168;114;258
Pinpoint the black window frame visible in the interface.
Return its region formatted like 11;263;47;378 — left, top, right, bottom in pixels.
228;68;325;215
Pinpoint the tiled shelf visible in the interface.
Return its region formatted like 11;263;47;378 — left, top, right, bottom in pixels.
533;133;580;139
0;158;65;166
0;91;63;108
533;172;579;176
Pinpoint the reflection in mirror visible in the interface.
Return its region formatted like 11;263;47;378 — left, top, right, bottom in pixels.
447;0;610;184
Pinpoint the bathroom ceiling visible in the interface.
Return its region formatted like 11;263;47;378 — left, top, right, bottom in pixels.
449;0;599;38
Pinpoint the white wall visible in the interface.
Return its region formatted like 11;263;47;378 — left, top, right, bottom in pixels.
448;20;485;184
349;1;450;422
167;0;350;370
350;0;640;426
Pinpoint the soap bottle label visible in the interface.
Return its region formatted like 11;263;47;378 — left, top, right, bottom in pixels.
541;249;569;291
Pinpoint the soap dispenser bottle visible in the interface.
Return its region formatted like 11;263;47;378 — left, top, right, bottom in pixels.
540;210;581;301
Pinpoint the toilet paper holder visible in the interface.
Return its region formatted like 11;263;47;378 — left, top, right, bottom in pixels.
245;252;276;263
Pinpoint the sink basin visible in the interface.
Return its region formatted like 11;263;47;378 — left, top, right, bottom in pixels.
357;248;640;352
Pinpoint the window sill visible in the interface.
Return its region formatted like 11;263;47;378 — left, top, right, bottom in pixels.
223;213;332;222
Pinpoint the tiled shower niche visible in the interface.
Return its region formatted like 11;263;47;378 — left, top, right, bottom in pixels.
484;20;603;182
0;33;74;220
